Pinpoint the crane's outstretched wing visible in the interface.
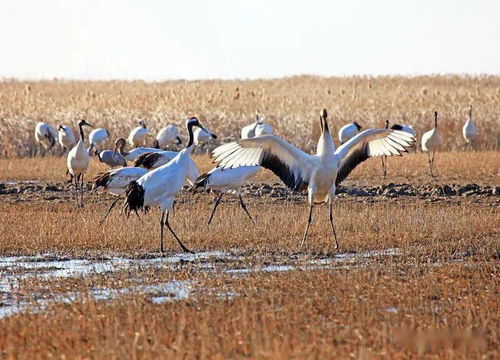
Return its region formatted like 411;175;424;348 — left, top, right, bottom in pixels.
212;135;315;192
134;151;177;169
92;167;148;190
335;129;415;185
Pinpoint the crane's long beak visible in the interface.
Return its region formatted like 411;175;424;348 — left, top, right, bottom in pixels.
86;123;95;128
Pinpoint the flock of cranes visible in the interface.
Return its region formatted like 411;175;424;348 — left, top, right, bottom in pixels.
33;107;478;253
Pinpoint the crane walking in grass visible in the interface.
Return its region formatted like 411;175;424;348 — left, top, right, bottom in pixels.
128;119;149;147
57;125;76;152
123;117;208;253
421;111;441;177
212;109;415;249
462;105;477;151
67;119;94;207
192;166;260;225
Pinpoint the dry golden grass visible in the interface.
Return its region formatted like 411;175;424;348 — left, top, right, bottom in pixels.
1;151;499;185
1;76;499;158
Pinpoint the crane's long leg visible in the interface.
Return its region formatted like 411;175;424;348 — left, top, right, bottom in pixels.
381;155;387;178
165;210;193;253
207;193;224;225
430;151;436;177
300;204;314;248
238;193;255;224
328;200;339;249
160;210;166;253
99;197;121;225
80;174;85;207
74;174;80;207
427;152;433;177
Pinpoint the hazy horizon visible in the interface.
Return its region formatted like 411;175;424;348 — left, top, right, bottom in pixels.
1;1;499;81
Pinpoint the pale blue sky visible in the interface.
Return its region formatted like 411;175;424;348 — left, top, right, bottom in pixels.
0;0;498;80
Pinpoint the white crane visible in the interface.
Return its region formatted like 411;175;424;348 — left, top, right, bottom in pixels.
133;151;199;185
93;166;148;223
88;127;110;153
95;149;127;168
123;117;208;253
241;111;273;139
113;137;163;162
57;125;76;152
338;121;362;144
67;119;94;207
463;105;477;150
128;119;149;147
155;125;182;149
194;127;217;146
192;166;259;225
212;109;415;249
35;122;57;152
421;111;441;177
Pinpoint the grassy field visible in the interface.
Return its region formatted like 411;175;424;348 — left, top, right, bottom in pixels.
1;76;499;158
0;78;499;359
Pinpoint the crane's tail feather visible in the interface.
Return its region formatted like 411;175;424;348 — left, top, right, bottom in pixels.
92;171;114;190
133;152;162;169
191;172;210;193
124;180;145;217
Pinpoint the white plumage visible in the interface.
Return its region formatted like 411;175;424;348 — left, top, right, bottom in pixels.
194;127;217;146
128;119;149;147
155;125;182;149
212;109;415;248
67;119;94;207
193;166;260;224
463;105;477;148
390;124;416;136
35;122;57;151
89;127;110;151
114;137;163;162
57;125;76;151
338;122;362;144
124;117;208;253
421;111;441;177
133;151;199;185
241;111;273;139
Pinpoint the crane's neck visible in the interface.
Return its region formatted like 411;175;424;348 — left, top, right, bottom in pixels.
185;122;196;150
79;123;86;143
118;144;129;157
316;130;335;157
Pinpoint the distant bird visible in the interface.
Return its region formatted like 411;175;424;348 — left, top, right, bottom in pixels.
338;121;362;144
421;111;441;177
57;125;76;152
155;125;182;149
462;105;477;150
133;151;199;185
93;166;148;222
241;111;273;139
194;127;217;147
95;149;127;168
212;109;415;249
124;117;208;253
35;122;57;152
128;119;149;147
193;166;259;224
67;119;94;207
88;127;110;153
113;137;163;162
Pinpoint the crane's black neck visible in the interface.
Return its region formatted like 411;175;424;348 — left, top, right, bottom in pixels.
384;120;389;129
434;112;438;128
79;123;85;142
186;122;196;148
